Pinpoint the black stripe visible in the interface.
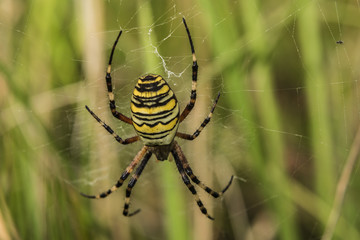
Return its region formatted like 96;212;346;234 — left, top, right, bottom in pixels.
191;90;196;99
133;91;172;102
132;116;178;128
137;80;165;87
192;62;198;81
201;117;210;127
135;82;168;93
131;95;175;108
106;73;112;92
132;93;174;105
109;100;116;109
136;123;178;138
115;180;123;188
139;75;159;81
189;185;197;194
138;78;164;85
131;103;178;117
132;111;174;122
138;133;169;140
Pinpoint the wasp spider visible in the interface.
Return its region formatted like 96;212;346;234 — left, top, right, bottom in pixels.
81;18;233;220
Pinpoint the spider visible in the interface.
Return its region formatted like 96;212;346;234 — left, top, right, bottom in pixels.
81;18;233;220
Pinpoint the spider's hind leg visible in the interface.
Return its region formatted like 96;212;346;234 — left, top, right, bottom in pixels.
173;141;233;198
123;151;152;217
172;146;214;220
80;146;149;199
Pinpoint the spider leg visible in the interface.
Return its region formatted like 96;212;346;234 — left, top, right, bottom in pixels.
171;145;214;220
176;92;220;140
81;146;149;199
85;105;139;145
179;18;198;123
105;30;132;125
123;151;152;217
173;141;233;198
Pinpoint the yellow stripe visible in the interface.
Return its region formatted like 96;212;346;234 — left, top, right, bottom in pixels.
133;117;178;134
131;98;176;115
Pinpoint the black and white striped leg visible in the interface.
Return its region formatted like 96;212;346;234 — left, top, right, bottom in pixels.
105;30;133;124
177;92;220;140
81;146;149;199
173;141;233;198
85;105;139;145
179;18;198;122
123;151;152;217
172;146;214;220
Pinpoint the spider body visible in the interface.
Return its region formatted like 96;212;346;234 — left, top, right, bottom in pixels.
82;18;233;220
131;74;180;150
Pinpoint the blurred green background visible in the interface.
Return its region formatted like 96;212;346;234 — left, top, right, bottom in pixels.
1;0;360;239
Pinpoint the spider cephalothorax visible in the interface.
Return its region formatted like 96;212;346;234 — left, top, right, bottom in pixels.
82;18;233;220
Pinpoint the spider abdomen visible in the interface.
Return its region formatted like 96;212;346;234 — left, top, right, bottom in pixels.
131;74;179;146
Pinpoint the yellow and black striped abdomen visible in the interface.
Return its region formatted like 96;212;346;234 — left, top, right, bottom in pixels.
131;74;179;146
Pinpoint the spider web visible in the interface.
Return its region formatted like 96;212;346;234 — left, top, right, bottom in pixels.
64;1;360;239
1;0;360;239
49;0;360;238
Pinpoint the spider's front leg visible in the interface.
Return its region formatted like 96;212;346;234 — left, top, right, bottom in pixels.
105;30;132;125
179;18;199;122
